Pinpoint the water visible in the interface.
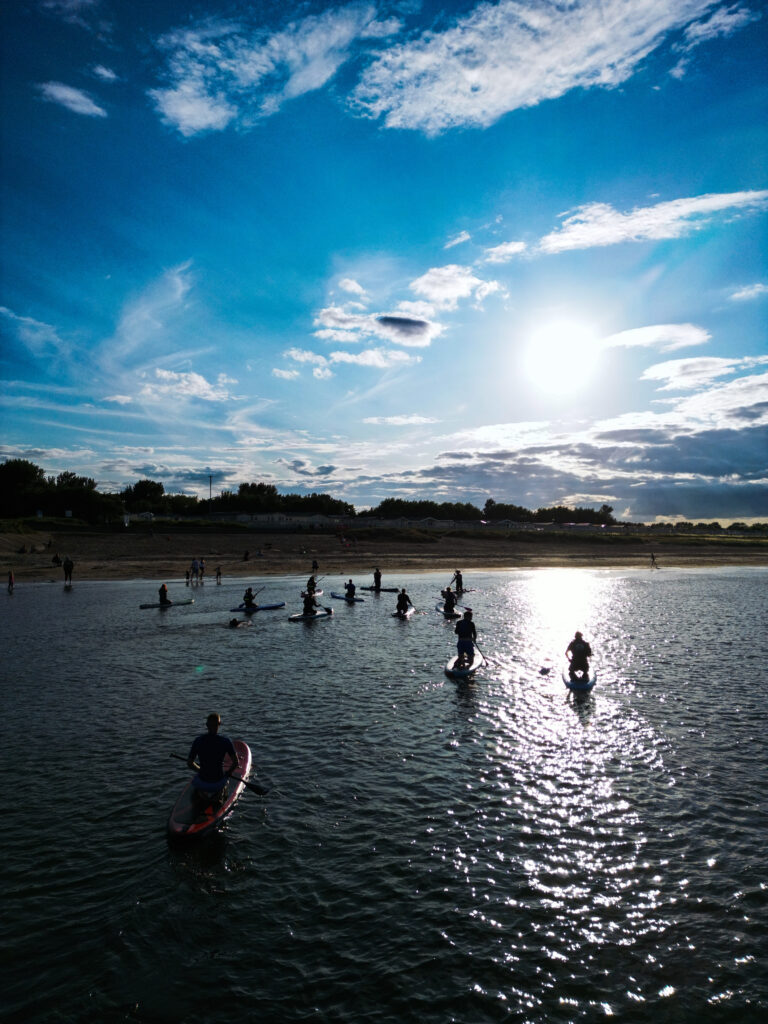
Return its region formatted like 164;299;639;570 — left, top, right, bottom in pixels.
2;568;767;1023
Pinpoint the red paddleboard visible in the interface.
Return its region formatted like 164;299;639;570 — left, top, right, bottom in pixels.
167;739;252;839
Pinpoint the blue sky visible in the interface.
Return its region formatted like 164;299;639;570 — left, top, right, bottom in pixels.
1;0;766;520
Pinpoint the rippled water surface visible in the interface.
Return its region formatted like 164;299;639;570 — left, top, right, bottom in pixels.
2;568;767;1023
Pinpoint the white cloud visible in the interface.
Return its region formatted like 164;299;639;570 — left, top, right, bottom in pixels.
363;414;439;425
672;371;768;427
104;394;133;404
285;347;329;366
329;348;420;368
139;368;235;401
272;368;300;379
730;282;768;301
38;82;107;117
0;306;69;356
314;304;442;347
642;356;768;391
445;230;471;249
539;191;768;253
313;366;334;379
352;0;716;134
603;323;711;352
151;5;401;136
338;277;368;298
682;4;760;48
93;65;118;82
483;240;527;263
409;264;497;311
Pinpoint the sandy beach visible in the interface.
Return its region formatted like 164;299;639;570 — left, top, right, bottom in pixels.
3;527;767;584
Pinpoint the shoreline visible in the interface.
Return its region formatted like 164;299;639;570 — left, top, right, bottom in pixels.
3;529;767;583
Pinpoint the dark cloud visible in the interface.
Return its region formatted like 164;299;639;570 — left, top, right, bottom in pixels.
375;315;432;337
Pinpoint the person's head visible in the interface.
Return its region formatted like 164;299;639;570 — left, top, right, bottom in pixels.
575;631;583;639
206;713;221;732
229;619;238;628
464;609;472;619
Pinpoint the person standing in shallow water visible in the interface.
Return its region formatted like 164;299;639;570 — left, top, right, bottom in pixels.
63;556;73;585
8;570;14;594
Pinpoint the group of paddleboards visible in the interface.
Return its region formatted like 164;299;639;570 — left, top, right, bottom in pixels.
166;576;596;841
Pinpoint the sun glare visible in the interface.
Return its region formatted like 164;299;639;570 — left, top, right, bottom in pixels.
522;318;600;395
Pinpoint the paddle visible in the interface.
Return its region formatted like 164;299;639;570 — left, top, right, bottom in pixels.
170;753;268;796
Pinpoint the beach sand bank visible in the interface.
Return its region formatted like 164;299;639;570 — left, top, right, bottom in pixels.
3;528;767;584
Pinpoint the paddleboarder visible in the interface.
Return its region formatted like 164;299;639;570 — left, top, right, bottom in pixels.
159;583;171;606
243;586;256;609
443;587;457;615
450;569;463;592
344;578;356;601
306;574;318;594
373;567;382;590
454;609;477;668
565;631;592;681
187;713;240;806
302;592;319;616
396;588;413;614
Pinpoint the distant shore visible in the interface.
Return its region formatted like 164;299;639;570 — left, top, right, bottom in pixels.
3;527;767;584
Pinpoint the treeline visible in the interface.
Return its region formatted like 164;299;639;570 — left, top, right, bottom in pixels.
4;458;763;532
359;497;617;525
0;459;354;522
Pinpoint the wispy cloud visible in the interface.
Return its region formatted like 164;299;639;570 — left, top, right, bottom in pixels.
363;414;439;425
139;369;237;402
603;323;711;352
409;264;499;311
445;230;471;249
0;306;69;357
482;240;526;263
730;282;768;301
351;0;719;134
539;190;768;253
642;355;768;390
682;4;760;48
272;367;300;380
38;82;107;117
92;65;118;82
150;5;401;136
329;348;420;369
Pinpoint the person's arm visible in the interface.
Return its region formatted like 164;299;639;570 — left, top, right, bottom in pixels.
187;739;199;771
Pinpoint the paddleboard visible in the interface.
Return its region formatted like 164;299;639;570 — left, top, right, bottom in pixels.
445;651;485;679
330;592;364;602
139;599;195;609
167;739;252;840
436;602;460;620
392;606;415;619
360;586;399;593
230;602;286;613
289;608;334;622
562;670;597;692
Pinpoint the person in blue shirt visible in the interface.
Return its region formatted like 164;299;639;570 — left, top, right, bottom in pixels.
187;713;240;804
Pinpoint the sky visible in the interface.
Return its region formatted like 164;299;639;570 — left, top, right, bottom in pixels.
1;0;766;522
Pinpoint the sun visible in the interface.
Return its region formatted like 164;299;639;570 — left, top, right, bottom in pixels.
521;318;601;395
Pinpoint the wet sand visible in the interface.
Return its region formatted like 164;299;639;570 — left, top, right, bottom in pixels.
3;528;767;584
